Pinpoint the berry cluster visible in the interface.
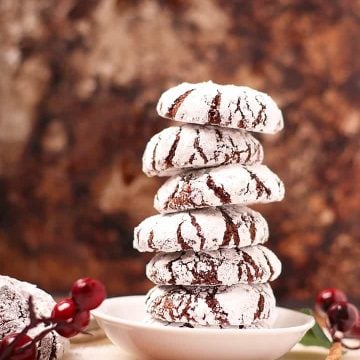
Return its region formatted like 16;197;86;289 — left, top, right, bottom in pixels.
316;288;360;348
0;277;106;360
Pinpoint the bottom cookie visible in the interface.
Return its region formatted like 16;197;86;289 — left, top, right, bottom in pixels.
143;314;276;329
145;283;275;327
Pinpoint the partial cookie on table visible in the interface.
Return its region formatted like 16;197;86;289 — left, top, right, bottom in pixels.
142;124;263;177
133;205;269;252
157;81;283;134
154;164;285;213
146;245;281;286
0;275;68;360
146;283;276;326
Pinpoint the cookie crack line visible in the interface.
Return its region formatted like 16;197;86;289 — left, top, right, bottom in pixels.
219;207;241;247
235;96;246;128
176;221;191;251
151;133;162;171
49;332;58;360
208;90;221;125
261;248;275;279
166;89;194;118
245;168;272;198
254;95;267;127
249;217;256;243
162;181;180;211
165;252;185;285
188;212;206;250
242;250;262;279
164;127;182;168
206;174;231;204
193;128;208;163
254;294;265;321
147;230;155;250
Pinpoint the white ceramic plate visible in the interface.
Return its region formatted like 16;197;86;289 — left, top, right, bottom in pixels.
92;295;315;360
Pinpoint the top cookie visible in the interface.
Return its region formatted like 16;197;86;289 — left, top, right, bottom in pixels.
157;81;283;134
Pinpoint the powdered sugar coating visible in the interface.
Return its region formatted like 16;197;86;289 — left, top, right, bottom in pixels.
156;81;283;134
134;205;268;252
146;245;281;286
0;276;68;359
142;124;263;177
146;283;275;326
154;164;285;213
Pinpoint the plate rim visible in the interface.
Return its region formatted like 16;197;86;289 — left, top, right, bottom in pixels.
92;295;315;335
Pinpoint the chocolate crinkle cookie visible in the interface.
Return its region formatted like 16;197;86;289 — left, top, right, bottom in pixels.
145;283;275;327
142;124;263;177
156;81;283;134
146;245;281;286
154;164;285;213
133;205;269;252
0;276;68;360
143;315;275;329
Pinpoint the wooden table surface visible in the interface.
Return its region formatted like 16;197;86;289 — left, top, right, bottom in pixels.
64;336;360;360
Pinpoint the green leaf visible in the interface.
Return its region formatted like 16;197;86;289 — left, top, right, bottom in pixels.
299;308;332;349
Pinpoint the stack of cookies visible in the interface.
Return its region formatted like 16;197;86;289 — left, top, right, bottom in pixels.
134;81;285;329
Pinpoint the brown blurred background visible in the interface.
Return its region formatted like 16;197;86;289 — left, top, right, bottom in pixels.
0;0;359;305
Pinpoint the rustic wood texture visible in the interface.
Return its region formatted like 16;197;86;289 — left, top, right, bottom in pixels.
0;0;359;303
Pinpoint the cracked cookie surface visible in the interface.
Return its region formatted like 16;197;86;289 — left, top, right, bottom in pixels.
134;205;268;252
142;124;263;177
156;81;283;134
146;245;281;286
145;283;275;326
154;164;285;213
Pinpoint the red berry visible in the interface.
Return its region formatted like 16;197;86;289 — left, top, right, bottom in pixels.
52;298;90;338
51;298;77;322
72;311;90;331
55;324;79;338
71;278;106;311
315;288;347;315
55;311;90;338
0;333;36;360
51;298;77;338
327;301;359;333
